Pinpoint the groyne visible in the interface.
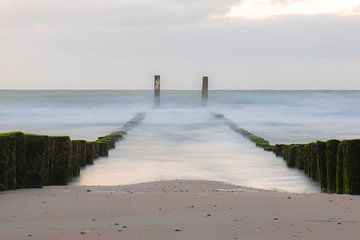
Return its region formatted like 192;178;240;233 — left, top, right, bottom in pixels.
213;113;360;195
0;113;145;191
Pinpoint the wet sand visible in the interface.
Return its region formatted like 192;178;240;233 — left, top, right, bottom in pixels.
0;180;359;240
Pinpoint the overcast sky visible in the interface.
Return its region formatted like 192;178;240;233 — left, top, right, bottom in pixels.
1;0;360;90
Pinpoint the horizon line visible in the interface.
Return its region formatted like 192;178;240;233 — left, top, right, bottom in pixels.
0;89;360;91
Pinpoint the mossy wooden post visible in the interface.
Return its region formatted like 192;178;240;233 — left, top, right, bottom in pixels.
154;75;161;108
67;140;73;179
0;135;13;190
316;141;327;191
109;136;116;149
98;143;109;157
79;140;87;167
51;137;71;185
303;144;310;176
326;140;339;193
46;137;55;185
295;144;304;170
282;145;289;165
0;132;26;189
273;144;284;157
25;134;49;188
3;135;17;190
201;76;209;107
71;141;81;177
97;140;109;157
290;145;299;168
342;140;360;194
98;136;116;149
94;142;100;158
86;142;95;165
336;142;344;194
309;143;318;181
283;145;297;168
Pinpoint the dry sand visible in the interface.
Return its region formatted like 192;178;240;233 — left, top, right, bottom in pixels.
0;180;359;240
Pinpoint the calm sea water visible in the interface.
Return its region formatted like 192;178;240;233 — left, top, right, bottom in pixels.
1;90;360;192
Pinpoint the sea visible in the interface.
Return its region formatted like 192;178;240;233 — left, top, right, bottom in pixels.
1;90;360;192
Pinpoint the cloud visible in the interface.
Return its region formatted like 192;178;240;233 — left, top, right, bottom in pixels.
0;0;236;28
220;0;360;20
0;1;360;89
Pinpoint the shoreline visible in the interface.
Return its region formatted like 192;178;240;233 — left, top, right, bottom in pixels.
1;180;359;240
70;178;318;194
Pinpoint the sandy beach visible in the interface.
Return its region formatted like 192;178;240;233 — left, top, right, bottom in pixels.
1;180;359;240
2;0;360;238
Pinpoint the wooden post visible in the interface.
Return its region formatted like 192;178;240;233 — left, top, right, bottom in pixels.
201;76;208;106
154;75;161;108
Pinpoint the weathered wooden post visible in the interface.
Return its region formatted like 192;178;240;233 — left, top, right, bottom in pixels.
154;75;161;108
201;76;209;106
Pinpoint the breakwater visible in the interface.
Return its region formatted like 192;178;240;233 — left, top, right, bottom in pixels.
213;113;360;195
0;113;145;191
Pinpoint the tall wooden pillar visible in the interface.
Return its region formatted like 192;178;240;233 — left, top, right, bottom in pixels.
201;76;208;106
154;75;161;108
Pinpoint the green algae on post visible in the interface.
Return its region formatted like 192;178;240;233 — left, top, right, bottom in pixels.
71;140;83;175
295;144;305;170
303;144;310;176
78;140;87;167
98;136;116;149
316;141;327;191
336;142;344;194
0;134;12;190
326;140;340;193
85;142;96;165
0;132;27;189
5;135;16;190
309;143;319;181
51;136;72;185
94;142;99;158
96;140;109;157
273;144;285;157
24;134;49;188
342;140;360;195
288;145;299;168
110;131;125;141
46;137;56;185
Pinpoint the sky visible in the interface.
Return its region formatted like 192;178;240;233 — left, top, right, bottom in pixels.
0;0;360;90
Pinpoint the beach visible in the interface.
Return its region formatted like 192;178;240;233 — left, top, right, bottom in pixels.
1;91;360;239
1;180;359;240
2;1;360;238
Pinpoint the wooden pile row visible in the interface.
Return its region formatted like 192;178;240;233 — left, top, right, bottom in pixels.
213;113;272;150
0;113;146;191
0;132;123;191
272;140;360;194
213;113;360;195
